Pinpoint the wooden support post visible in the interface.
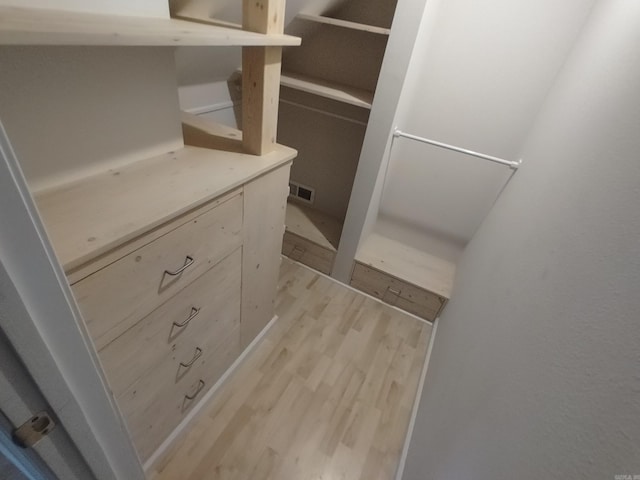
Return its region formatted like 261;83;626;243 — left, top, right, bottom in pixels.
242;0;285;155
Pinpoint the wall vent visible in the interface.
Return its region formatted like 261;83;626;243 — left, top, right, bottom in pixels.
288;181;315;204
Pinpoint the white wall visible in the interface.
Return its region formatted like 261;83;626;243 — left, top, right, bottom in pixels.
375;0;597;257
0;47;182;192
177;78;240;128
402;1;640;478
0;0;168;17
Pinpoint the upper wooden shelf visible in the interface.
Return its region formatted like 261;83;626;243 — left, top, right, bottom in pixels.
0;6;301;46
297;13;390;35
35;137;296;273
169;2;243;30
356;233;456;298
281;71;374;109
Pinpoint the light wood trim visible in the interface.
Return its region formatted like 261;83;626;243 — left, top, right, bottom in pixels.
281;71;374;109
34;143;296;272
356;233;456;299
241;0;285;155
0;6;301;46
297;13;391;35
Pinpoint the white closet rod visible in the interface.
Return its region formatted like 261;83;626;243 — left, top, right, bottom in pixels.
393;129;522;170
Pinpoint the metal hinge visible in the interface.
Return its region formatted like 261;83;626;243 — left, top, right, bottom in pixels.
12;411;56;448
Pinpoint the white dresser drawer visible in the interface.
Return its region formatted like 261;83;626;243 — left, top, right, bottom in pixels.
72;191;243;350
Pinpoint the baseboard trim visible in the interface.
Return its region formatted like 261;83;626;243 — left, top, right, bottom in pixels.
185;101;236;116
394;316;439;480
143;313;280;471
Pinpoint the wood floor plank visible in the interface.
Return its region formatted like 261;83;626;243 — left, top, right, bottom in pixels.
149;258;431;480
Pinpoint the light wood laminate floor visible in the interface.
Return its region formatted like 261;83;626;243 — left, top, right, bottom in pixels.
150;258;431;480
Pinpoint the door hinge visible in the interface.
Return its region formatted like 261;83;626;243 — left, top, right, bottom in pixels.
12;411;56;448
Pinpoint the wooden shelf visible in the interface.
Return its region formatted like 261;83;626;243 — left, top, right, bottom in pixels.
356;233;456;298
35;137;296;273
0;6;301;46
169;0;243;30
285;201;343;252
281;71;374;109
297;13;391;35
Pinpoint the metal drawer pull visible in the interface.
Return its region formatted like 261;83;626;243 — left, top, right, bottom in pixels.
164;255;194;276
383;287;402;306
180;347;202;368
173;307;200;328
185;380;205;400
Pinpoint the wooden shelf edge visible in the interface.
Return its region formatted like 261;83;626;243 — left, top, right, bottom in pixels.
280;71;374;109
169;2;243;30
355;233;456;299
297;13;390;35
0;6;301;46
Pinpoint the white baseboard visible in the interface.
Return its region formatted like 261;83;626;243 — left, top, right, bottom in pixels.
143;314;280;471
395;316;439;480
185;101;236;116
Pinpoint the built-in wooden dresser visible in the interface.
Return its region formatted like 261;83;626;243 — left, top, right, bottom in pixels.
35;139;294;461
0;2;300;470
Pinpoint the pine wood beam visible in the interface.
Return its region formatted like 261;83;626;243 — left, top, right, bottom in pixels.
242;0;285;155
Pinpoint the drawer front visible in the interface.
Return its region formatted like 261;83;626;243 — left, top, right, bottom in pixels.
351;263;446;321
117;259;242;461
122;327;241;462
99;248;242;398
72;192;243;350
282;231;335;275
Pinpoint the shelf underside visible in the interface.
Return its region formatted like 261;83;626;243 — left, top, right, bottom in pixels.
35;136;296;272
297;13;390;35
281;71;374;109
356;233;456;298
0;6;301;46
